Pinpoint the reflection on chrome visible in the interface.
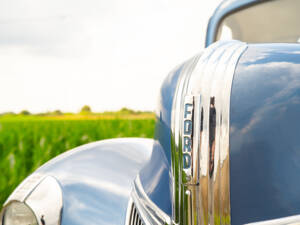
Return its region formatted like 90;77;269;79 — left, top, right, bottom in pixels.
171;41;247;225
208;96;216;179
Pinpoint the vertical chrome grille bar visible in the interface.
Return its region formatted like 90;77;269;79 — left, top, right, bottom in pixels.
171;41;247;225
127;203;145;225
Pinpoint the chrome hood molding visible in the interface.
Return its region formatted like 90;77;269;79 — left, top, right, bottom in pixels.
171;40;247;225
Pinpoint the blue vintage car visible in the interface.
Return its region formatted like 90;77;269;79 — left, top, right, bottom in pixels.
2;0;300;224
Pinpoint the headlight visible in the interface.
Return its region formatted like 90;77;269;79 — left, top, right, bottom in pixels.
2;202;38;225
1;175;63;225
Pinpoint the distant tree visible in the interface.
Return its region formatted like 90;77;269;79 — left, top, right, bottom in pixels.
80;105;92;114
119;107;135;114
52;110;63;115
20;110;30;115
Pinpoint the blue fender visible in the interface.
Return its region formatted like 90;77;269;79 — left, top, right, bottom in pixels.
33;138;154;225
230;44;300;224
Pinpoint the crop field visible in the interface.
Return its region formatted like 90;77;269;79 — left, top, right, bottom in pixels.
0;115;155;206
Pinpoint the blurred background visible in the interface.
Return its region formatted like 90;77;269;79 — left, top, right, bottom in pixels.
0;0;221;205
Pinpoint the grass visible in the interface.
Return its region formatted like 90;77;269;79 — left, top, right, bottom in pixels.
0;115;156;206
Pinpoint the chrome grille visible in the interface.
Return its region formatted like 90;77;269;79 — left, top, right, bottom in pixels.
128;203;144;225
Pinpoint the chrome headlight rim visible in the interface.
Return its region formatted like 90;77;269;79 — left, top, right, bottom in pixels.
1;200;38;225
1;174;63;225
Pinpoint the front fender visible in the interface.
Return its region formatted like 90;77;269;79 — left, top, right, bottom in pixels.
3;138;153;225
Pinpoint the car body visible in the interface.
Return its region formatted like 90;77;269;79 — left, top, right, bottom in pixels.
2;0;300;225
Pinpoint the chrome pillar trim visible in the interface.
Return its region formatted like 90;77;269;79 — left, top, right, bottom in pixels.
2;175;63;225
130;175;172;225
171;40;247;225
246;214;300;225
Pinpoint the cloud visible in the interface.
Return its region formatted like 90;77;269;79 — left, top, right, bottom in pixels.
0;0;222;112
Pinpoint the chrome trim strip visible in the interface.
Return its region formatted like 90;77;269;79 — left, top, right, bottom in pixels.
171;40;247;225
171;53;203;224
131;175;172;225
125;198;135;225
4;173;45;204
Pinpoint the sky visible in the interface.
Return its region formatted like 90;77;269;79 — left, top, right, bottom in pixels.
0;0;222;113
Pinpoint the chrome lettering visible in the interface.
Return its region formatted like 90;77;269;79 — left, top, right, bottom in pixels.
182;153;191;169
184;103;193;118
184;120;192;135
182;96;194;175
183;136;192;152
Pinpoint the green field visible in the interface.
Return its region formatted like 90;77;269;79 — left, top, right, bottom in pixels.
0;116;155;206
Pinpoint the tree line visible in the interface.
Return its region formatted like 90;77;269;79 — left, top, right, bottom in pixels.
0;105;153;116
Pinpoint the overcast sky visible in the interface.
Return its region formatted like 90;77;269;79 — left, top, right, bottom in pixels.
0;0;222;113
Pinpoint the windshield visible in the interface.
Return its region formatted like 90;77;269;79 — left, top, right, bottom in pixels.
216;0;300;43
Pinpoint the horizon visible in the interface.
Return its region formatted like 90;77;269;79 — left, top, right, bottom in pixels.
0;106;155;115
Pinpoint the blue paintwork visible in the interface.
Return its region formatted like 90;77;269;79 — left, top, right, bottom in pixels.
155;65;183;165
35;138;153;225
230;44;300;224
138;65;183;217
